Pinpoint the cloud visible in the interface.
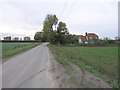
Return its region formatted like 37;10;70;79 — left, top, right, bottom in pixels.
0;0;119;3
0;2;43;39
0;3;27;26
62;1;118;38
0;0;118;39
65;2;117;26
0;24;42;39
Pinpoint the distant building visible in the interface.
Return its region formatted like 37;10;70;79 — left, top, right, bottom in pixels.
115;36;120;41
79;32;99;44
20;38;22;41
3;36;11;41
24;36;31;41
13;37;19;41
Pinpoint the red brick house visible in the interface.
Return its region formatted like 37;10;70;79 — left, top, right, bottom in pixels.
79;32;99;43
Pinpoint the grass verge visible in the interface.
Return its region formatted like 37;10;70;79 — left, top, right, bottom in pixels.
49;44;118;88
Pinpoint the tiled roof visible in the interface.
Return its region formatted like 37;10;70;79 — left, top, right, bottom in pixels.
80;35;87;42
79;33;99;42
87;33;98;37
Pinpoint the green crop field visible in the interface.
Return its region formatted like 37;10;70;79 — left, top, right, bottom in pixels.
1;42;40;58
49;45;118;88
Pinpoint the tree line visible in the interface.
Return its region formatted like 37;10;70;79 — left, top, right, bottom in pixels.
34;14;118;46
34;14;78;45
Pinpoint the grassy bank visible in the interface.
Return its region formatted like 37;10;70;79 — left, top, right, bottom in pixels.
2;42;41;58
49;44;118;88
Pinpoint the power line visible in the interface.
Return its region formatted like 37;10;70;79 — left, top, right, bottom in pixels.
59;0;77;22
59;0;69;21
63;0;76;21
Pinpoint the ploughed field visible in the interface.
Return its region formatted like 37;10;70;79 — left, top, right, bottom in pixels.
49;45;118;88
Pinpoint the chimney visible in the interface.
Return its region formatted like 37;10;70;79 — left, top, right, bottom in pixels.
85;32;87;36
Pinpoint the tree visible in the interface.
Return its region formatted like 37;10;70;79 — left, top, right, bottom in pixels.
56;22;69;44
49;30;58;44
34;31;48;42
42;14;58;41
115;36;120;41
43;14;58;31
34;32;42;41
53;15;58;30
34;14;78;45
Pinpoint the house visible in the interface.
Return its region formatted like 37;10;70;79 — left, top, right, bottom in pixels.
13;37;19;41
79;32;99;44
20;38;22;41
79;35;87;43
24;36;31;41
3;36;11;41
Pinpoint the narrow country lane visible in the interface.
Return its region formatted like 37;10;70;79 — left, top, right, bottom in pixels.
1;43;55;88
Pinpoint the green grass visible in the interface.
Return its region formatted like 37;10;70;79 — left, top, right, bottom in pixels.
49;45;118;88
2;42;40;58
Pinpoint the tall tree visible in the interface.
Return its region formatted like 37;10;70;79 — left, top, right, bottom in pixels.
42;14;58;41
43;14;58;31
56;22;69;44
34;14;78;45
53;15;58;30
57;22;68;34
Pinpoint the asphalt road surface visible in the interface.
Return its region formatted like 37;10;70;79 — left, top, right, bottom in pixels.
2;43;55;88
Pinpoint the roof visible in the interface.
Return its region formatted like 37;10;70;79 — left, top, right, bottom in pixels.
79;32;99;42
86;33;98;37
80;35;87;42
24;36;30;38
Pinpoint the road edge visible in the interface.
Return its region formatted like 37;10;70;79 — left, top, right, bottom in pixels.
46;47;71;88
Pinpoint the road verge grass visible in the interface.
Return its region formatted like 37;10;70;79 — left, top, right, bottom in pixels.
49;44;118;88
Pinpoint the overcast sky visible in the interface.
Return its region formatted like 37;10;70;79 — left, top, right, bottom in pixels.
0;0;118;40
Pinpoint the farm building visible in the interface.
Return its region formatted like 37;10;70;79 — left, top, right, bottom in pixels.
79;32;99;44
3;36;11;41
13;37;19;41
24;36;31;41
